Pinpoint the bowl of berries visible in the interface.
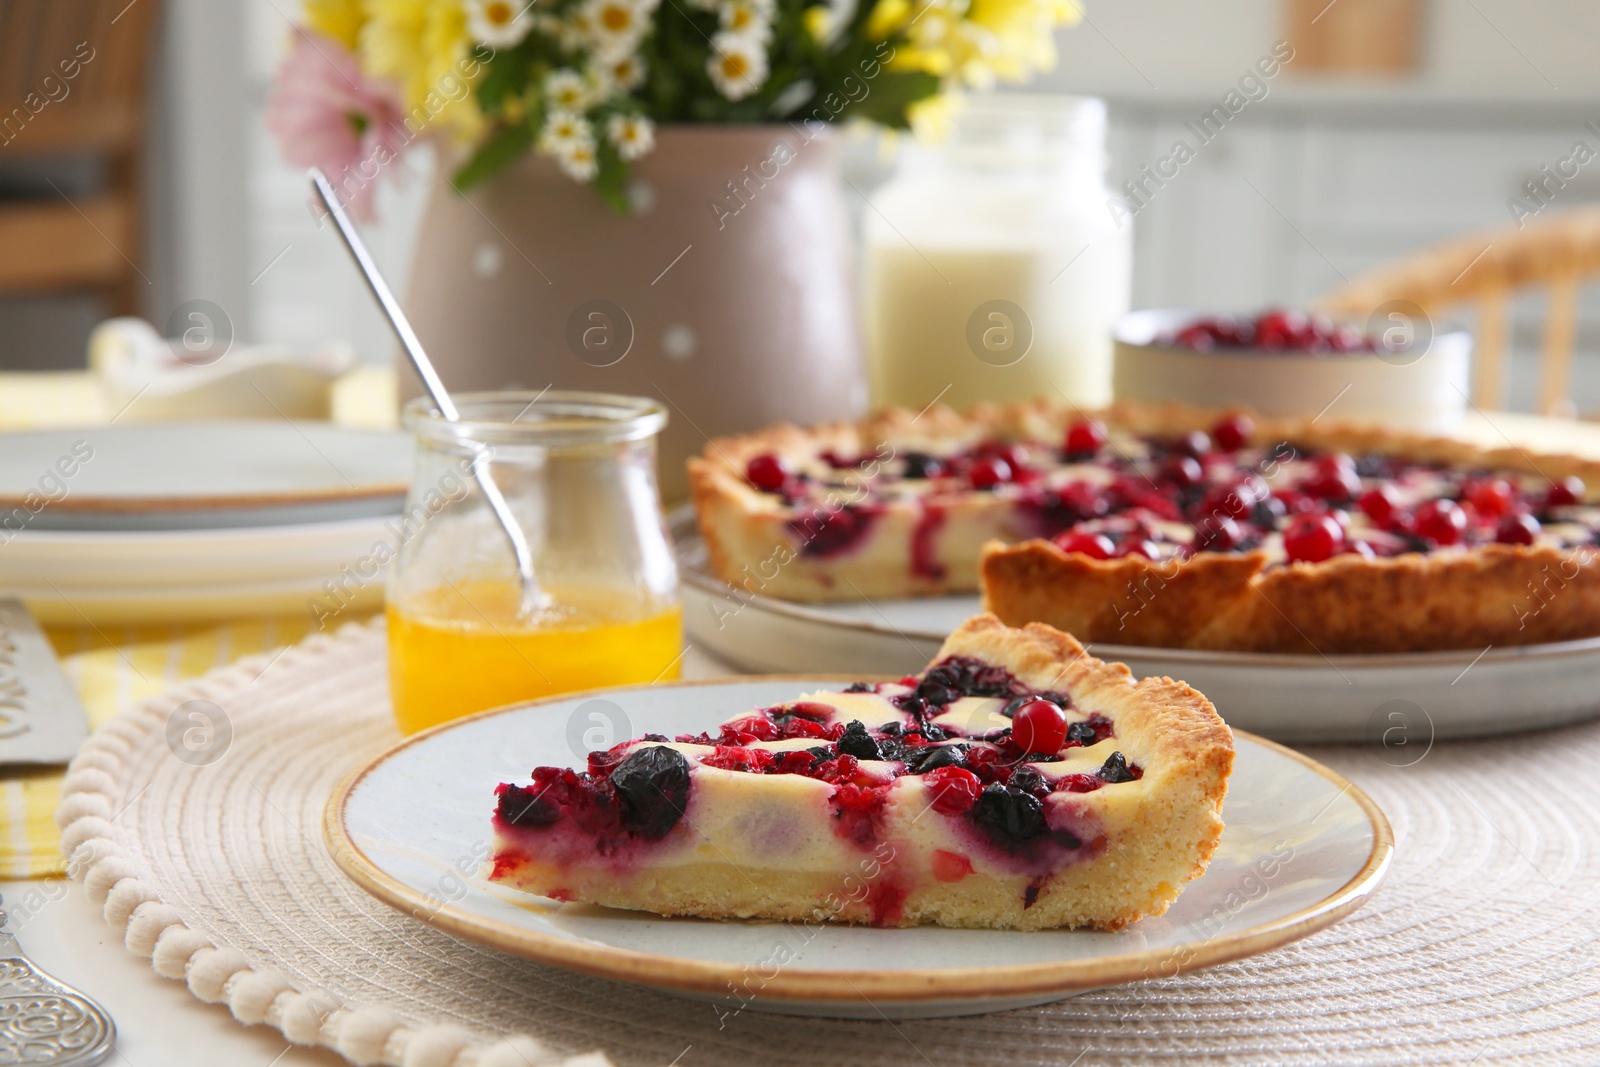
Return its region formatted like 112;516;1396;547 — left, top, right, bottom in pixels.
1112;308;1471;431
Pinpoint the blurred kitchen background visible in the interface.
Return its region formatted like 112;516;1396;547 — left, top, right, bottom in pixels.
6;0;1600;412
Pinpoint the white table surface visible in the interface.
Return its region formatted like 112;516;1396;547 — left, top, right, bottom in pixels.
26;646;734;1067
6;877;347;1067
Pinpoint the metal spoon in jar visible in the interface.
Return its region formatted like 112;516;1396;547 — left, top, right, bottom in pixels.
309;168;544;617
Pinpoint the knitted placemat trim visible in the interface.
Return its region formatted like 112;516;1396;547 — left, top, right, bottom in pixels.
53;619;611;1067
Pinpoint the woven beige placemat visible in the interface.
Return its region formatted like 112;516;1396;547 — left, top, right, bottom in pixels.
54;620;1600;1066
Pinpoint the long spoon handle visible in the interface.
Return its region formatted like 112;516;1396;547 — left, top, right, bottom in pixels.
309;169;543;615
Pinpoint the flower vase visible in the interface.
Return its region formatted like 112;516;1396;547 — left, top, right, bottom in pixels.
402;124;865;501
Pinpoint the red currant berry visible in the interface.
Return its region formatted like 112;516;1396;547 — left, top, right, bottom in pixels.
1064;419;1107;458
1329;324;1367;352
1211;413;1253;451
978;440;1030;472
1173;324;1216;350
1192;515;1243;553
1496;513;1541;546
925;766;982;815
1158;455;1204;487
1302;453;1361;501
1053;531;1115;559
1173;430;1212;458
1357;485;1402;526
1465;478;1516;518
1546;476;1586;508
1011;699;1069;755
1283;513;1343;564
745;453;791;492
1255;309;1309;350
1196;483;1250;523
1119;538;1161;560
1275;489;1318;515
968;456;1012;490
1414;498;1467;545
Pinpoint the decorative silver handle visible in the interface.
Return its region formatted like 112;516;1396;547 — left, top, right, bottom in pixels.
0;897;115;1066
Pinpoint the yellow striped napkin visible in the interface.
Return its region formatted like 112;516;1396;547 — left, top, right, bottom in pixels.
12;615;337;878
0;365;399;879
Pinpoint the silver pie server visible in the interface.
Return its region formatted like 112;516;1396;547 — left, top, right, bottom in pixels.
0;895;115;1065
308;167;546;618
0;599;90;766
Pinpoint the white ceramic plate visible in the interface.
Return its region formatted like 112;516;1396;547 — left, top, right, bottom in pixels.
677;525;1600;743
327;678;1391;1019
1;517;393;624
0;422;410;530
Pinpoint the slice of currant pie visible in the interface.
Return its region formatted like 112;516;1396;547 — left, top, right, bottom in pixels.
489;614;1233;931
689;400;1600;652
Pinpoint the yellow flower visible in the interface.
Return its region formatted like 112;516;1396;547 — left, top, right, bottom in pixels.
305;0;366;50
907;90;957;140
803;5;829;40
874;0;1076;88
961;0;1077;82
865;0;911;40
359;0;482;135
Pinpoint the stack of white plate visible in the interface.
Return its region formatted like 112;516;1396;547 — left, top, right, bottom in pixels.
0;422;411;625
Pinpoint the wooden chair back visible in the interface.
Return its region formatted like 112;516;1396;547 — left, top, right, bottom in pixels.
0;0;160;319
0;0;157;157
1318;205;1600;417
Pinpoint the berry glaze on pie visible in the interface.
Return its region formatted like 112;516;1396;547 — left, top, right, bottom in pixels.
490;614;1232;930
690;401;1600;653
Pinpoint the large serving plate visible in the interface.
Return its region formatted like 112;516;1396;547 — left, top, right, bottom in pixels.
0;422;410;530
677;522;1600;743
327;678;1391;1019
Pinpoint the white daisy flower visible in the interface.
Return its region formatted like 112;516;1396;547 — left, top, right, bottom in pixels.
606;114;655;160
539;109;590;152
545;68;590;111
584;0;648;56
600;52;647;92
557;9;595;51
707;31;769;101
465;0;536;47
557;137;600;181
719;0;773;42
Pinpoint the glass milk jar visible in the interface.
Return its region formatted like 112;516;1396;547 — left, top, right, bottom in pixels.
864;95;1131;410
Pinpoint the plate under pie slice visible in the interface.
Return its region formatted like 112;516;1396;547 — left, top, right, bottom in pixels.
489;613;1233;931
688;400;1600;653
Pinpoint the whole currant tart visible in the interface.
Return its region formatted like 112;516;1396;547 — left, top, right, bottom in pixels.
689;401;1600;653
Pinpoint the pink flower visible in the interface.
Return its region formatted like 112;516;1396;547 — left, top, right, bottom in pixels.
266;29;409;223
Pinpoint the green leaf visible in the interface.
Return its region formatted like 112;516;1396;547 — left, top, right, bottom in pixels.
592;138;630;215
836;69;941;128
451;120;535;192
476;46;532;115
